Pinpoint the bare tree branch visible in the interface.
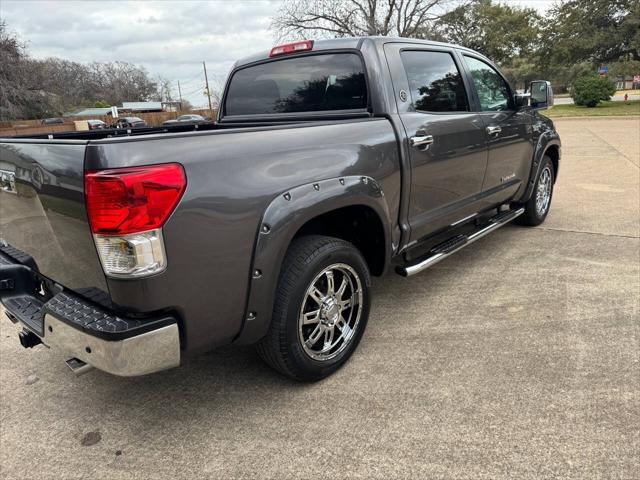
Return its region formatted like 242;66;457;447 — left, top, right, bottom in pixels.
271;0;455;40
382;0;397;35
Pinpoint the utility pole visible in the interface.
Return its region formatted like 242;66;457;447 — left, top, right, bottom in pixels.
203;61;213;116
177;80;183;111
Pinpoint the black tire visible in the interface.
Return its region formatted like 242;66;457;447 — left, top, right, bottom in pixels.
256;235;371;381
516;155;555;226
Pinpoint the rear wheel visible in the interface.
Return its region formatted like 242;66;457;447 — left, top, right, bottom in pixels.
256;235;371;381
516;155;555;226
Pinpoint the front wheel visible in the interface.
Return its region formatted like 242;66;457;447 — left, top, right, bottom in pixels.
256;235;371;381
516;155;555;226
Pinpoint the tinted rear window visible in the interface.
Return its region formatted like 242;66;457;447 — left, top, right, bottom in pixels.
225;53;367;116
401;50;469;112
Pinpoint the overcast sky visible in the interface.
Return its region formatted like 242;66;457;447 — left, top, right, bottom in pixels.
1;0;556;108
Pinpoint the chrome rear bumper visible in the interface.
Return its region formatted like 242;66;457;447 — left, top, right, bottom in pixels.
1;244;181;377
42;314;180;376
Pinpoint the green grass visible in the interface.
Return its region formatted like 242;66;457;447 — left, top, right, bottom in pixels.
544;100;640;117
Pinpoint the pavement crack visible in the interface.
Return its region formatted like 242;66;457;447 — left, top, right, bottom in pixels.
585;125;640;170
535;226;639;239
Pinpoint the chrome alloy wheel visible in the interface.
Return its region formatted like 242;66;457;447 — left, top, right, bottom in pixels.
535;166;552;216
298;263;363;361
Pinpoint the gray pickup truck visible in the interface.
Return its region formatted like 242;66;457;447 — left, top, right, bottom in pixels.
0;37;560;381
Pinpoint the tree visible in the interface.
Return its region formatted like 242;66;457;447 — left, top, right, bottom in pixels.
433;0;541;66
154;77;173;102
179;99;193;112
31;58;99;112
0;21;57;120
90;61;157;106
272;0;452;39
571;74;616;107
500;57;540;91
608;60;640;78
0;22;160;120
540;0;639;70
539;61;594;94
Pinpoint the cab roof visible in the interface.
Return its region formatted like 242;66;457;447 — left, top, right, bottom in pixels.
234;36;477;69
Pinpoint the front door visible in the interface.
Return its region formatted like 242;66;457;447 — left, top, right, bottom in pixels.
384;45;488;243
460;54;534;209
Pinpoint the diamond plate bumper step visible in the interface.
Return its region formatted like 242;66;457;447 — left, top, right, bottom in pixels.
1;245;181;376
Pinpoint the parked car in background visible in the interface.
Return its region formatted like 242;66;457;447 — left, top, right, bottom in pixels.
111;117;146;129
41;118;64;125
162;114;208;126
87;119;108;130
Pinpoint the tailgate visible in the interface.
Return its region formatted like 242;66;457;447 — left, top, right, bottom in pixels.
0;140;107;293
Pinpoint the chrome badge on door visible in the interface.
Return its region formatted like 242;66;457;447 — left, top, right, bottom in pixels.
0;170;16;194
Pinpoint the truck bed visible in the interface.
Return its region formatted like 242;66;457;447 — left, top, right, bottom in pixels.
11;111;372;141
1;117;401;353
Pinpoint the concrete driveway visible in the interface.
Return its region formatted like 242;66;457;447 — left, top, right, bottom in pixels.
1;117;638;479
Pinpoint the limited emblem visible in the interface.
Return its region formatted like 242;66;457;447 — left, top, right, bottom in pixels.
501;173;516;183
0;170;16;194
399;89;408;102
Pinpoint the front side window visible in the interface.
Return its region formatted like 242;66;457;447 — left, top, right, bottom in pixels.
225;53;367;116
400;50;469;113
463;56;511;111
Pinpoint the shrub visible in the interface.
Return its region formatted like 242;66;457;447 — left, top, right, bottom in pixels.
571;75;616;107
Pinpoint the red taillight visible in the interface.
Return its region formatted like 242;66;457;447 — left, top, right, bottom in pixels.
269;40;313;57
85;163;186;235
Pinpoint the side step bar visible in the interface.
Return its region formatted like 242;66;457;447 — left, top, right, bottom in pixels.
396;207;525;277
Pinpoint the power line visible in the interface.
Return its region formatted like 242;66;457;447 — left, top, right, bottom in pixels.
181;85;206;97
177;71;204;87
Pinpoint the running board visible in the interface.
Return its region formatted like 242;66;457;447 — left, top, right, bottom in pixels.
396;207;524;277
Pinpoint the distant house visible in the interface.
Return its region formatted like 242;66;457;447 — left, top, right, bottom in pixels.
66;107;113;117
121;101;163;113
613;75;638;90
66;101;183;119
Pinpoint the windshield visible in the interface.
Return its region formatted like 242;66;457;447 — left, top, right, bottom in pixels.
224;53;368;116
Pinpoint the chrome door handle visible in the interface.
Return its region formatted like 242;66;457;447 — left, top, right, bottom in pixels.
410;135;434;147
486;126;502;136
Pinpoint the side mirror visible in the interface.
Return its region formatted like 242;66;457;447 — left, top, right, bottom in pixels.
529;80;554;110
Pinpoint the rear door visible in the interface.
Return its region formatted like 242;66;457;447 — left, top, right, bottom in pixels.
384;44;488;243
459;53;534;207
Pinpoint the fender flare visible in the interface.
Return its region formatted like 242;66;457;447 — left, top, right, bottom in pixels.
520;131;561;203
234;175;393;345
